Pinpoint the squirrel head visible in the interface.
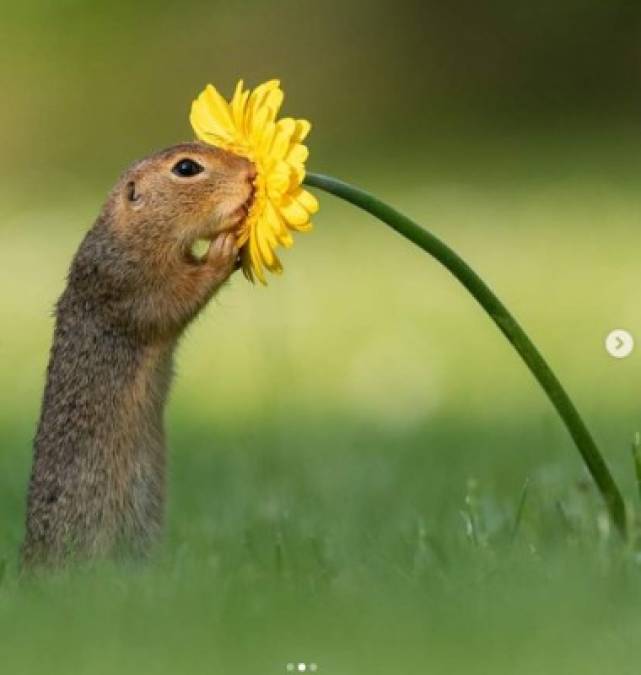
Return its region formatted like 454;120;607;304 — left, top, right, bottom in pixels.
116;141;255;251
69;143;256;341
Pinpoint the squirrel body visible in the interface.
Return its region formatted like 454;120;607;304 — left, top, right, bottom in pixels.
22;143;254;567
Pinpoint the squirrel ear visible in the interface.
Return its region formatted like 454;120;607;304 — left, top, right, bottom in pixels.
126;181;142;205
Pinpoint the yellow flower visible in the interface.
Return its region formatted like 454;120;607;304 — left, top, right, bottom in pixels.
190;79;319;284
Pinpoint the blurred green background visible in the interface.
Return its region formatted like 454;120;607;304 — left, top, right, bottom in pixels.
3;1;641;673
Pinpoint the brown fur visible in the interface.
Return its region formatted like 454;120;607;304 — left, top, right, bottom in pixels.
22;142;254;568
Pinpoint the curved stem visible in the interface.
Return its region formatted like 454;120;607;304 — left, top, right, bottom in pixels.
304;171;627;538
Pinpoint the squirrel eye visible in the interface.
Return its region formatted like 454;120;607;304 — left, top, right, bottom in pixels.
172;158;204;178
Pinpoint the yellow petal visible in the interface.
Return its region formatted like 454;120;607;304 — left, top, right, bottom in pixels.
249;105;270;146
293;119;311;142
294;188;319;215
265;200;293;248
256;227;276;268
276;117;296;138
190;99;233;145
231;80;249;129
230;79;244;105
266;161;290;197
270;254;284;274
246;80;280;132
257;120;276;156
263;88;285;123
279;196;309;227
291;220;313;233
276;228;294;248
249;226;266;284
271;129;293;160
261;236;283;273
286;143;309;165
203;84;235;133
290;164;306;186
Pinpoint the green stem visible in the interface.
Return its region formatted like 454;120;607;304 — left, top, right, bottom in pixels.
304;172;627;539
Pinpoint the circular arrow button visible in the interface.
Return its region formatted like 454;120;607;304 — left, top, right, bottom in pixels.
605;329;634;359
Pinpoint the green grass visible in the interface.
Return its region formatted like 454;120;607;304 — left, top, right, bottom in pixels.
2;421;641;674
3;143;641;673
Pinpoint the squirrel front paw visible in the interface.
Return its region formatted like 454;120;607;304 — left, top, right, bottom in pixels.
201;232;240;288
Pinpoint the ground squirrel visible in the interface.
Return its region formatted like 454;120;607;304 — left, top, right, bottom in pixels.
22;142;255;568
